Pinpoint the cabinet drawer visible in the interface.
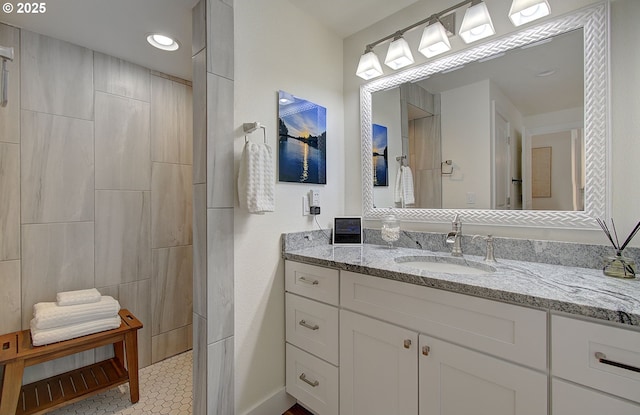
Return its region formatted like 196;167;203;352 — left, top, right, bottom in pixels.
341;271;547;370
552;315;640;404
285;261;339;305
286;293;339;365
286;343;339;415
552;379;640;415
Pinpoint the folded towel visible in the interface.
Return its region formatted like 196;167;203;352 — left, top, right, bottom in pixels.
56;288;101;306
394;165;415;206
30;316;122;346
238;141;275;214
32;296;121;330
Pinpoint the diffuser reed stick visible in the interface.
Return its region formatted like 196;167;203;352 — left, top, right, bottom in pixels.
597;218;639;278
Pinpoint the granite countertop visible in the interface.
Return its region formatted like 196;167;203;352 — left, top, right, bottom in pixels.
283;243;640;327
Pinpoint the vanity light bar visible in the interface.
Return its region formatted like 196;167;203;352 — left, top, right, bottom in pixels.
356;0;552;80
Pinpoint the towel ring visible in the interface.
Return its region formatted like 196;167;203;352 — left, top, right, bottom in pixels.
243;122;267;144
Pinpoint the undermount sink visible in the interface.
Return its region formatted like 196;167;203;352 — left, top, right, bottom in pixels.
394;255;496;275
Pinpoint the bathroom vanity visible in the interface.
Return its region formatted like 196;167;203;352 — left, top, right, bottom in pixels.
283;242;640;415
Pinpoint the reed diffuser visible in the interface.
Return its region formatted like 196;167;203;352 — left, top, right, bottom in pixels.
597;218;640;279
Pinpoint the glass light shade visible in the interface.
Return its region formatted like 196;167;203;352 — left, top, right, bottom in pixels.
384;37;414;70
356;51;384;80
418;21;452;58
509;0;550;26
459;2;495;44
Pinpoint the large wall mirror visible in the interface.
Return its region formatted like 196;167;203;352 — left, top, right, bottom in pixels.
361;2;609;229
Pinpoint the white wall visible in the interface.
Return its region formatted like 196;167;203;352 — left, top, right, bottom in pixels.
441;80;491;209
344;0;640;245
234;0;344;413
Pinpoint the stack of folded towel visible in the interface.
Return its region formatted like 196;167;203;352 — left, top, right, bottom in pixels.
30;288;122;346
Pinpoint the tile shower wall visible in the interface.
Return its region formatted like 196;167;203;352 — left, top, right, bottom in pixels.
0;23;193;382
192;0;235;414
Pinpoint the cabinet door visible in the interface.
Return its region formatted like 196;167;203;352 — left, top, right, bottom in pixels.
553;379;640;415
419;335;547;415
340;310;418;415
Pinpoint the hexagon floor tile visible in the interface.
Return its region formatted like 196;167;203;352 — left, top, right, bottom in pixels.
48;351;192;415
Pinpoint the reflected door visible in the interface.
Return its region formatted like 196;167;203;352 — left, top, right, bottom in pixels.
493;105;511;210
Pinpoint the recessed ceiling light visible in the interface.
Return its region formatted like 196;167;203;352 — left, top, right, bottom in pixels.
146;33;180;51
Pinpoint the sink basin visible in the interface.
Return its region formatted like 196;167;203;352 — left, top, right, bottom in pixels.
394;255;496;275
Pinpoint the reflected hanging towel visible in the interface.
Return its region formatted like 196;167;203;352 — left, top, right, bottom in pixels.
238;141;275;214
394;165;415;206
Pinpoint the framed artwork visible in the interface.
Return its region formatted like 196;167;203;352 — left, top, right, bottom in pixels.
372;123;388;186
278;90;326;184
532;146;552;198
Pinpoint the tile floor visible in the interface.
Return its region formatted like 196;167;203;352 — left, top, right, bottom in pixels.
49;351;192;415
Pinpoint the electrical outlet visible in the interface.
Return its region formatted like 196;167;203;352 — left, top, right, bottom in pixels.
466;192;476;204
302;196;309;216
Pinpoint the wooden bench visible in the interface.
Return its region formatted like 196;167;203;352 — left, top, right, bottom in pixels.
0;309;142;415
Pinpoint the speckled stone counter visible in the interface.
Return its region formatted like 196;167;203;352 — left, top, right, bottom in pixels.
283;242;640;328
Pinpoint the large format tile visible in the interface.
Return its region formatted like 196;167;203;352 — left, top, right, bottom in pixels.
21;111;94;224
21;222;94;329
193;50;207;185
0;260;21;333
0;23;20;144
0;142;20;260
207;0;234;79
207;208;233;343
206;74;234;208
119;279;152;368
193;313;207;415
193;184;207;318
207;336;234;415
151;324;193;363
94;52;150;101
95;92;151;190
151;245;193;336
20;30;93;120
151;75;193;165
22;350;95;385
192;0;206;56
95;191;151;287
151;163;193;248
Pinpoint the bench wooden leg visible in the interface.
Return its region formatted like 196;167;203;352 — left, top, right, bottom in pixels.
113;341;125;368
124;331;139;403
0;360;25;415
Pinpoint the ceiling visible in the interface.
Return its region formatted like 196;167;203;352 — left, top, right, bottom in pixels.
0;0;418;81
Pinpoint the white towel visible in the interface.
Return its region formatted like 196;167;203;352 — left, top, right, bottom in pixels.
238;141;275;214
56;288;101;306
394;166;415;206
30;316;122;346
32;296;121;330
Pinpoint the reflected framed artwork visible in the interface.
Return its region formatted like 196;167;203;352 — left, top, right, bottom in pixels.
372;123;388;186
278;90;327;184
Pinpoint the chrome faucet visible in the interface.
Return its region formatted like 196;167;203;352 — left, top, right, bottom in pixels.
446;214;463;257
473;234;497;263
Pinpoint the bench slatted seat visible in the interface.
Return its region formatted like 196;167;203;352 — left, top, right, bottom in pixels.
0;309;142;415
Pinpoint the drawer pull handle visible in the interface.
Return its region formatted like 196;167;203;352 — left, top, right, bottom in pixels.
298;276;319;285
595;352;640;373
299;320;320;331
404;339;412;349
299;373;319;387
422;345;431;356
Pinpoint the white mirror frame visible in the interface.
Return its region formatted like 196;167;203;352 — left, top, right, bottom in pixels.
361;2;609;229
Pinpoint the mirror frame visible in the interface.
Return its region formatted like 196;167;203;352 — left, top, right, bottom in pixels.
361;2;609;229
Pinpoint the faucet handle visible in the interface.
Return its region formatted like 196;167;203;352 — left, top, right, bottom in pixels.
472;234;497;263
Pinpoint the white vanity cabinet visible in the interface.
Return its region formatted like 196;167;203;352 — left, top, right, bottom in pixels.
285;260;550;415
340;309;418;415
285;261;340;415
551;315;640;414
